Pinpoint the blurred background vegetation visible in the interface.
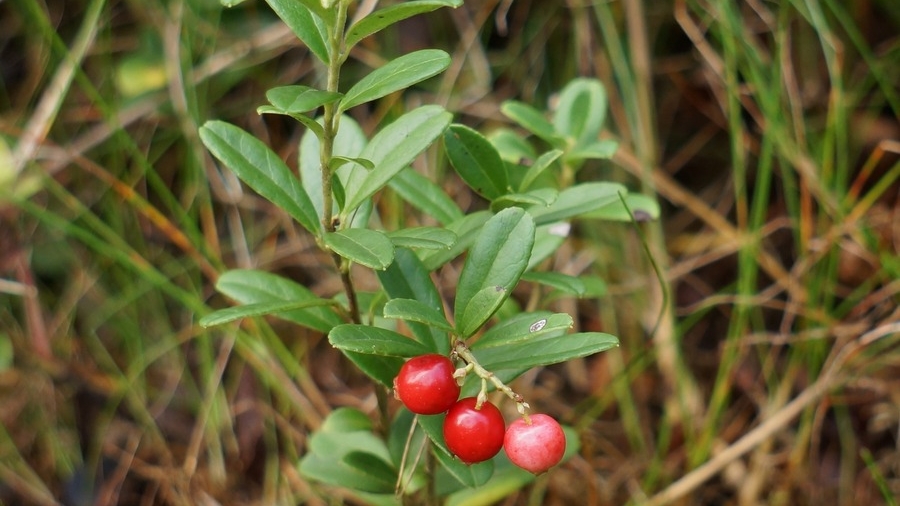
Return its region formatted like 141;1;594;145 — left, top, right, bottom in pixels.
1;0;899;504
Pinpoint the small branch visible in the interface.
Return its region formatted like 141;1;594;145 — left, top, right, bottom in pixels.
453;340;529;418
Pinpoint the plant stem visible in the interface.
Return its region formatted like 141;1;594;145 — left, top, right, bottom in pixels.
319;1;361;325
453;340;529;418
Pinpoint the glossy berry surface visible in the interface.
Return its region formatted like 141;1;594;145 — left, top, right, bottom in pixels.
443;397;505;464
504;414;566;474
393;354;460;415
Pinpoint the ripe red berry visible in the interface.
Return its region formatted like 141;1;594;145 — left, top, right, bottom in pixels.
443;397;505;464
393;354;460;415
504;414;566;474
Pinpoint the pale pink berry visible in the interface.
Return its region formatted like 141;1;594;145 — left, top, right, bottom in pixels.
503;414;566;474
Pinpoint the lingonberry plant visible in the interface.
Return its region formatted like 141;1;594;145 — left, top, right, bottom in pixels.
198;0;659;502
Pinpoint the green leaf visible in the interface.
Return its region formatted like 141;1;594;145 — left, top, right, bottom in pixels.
456;285;508;338
299;408;396;494
387;227;457;250
343;452;398;491
264;0;330;63
579;275;608;297
444;124;509;200
377;248;449;354
257;105;326;140
321;407;374;432
453;208;534;331
383;298;454;332
552;78;608;149
419;211;491;271
472;311;573;350
325;229;394;270
342;105;452;215
331;156;374;171
521;271;585;297
527;222;570;270
528;182;626;225
389;168;464;226
215;269;341;333
500;100;564;147
299;115;368;225
488;128;537;164
200;299;335;327
345;0;463;50
490;188;557;212
585;192;661;222
329;324;431;357
417;415;494;488
519;149;563;191
264;85;342;114
199;120;321;236
474;332;619;370
339;50;451;113
565;139;618;161
344;351;404;388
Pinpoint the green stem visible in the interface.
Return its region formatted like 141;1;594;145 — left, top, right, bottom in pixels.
453;340;530;420
318;1;361;326
320;1;349;234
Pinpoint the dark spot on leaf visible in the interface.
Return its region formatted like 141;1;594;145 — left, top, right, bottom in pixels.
633;210;653;222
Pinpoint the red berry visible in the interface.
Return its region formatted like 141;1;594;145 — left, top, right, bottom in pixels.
504;414;566;474
443;397;505;464
393;354;460;415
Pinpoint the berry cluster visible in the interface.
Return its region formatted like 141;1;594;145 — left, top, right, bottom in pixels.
393;352;566;474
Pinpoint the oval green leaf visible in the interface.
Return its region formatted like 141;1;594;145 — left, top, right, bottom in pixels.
585;192;661;222
342;105;452;215
215;269;342;333
520;271;586;297
490;188;558;212
474;331;619;370
264;0;331;62
444;124;509;200
200;299;335;327
519;149;563;191
377;248;449;354
527;222;570;270
565;139;618;162
199;120;321;236
472;311;573;350
387;227;457;250
325;228;395;270
552;78;608;149
329;324;431;357
265;85;342;114
419;211;491;271
456;285;509;338
383;298;453;332
500;100;564;147
453;207;535;331
528;182;626;226
339;50;451;113
389;168;464;226
345;0;463;50
344;351;405;388
488;127;537;164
